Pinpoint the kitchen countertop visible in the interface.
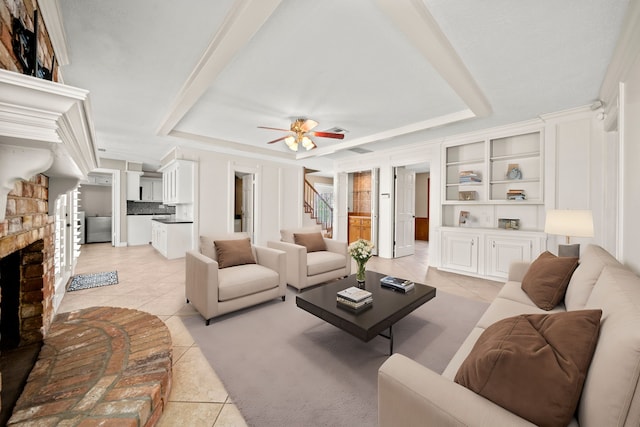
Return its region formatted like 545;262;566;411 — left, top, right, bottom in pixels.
152;218;193;224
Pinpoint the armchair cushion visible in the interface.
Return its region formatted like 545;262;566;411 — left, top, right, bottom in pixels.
218;264;280;301
454;309;602;427
214;238;256;268
307;251;348;276
281;225;321;244
294;232;327;252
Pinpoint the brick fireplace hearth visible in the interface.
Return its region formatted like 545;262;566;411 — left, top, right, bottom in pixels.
0;174;55;422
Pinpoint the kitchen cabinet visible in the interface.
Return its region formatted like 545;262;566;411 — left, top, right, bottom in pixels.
127;215;152;246
348;215;371;243
160;160;194;205
126;171;143;201
151;219;193;259
140;178;163;202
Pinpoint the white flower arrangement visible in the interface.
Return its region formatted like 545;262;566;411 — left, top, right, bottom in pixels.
348;239;374;263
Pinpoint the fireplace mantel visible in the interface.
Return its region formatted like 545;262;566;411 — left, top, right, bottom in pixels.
0;69;98;221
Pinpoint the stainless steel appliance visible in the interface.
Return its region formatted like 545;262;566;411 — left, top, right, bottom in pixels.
86;216;112;243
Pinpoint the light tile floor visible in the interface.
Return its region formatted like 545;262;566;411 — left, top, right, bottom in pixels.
58;241;502;426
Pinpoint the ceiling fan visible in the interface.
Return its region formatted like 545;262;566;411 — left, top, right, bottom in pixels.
258;118;345;151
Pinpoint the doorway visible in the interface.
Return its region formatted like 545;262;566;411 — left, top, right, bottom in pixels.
234;171;255;242
347;169;379;254
393;162;430;257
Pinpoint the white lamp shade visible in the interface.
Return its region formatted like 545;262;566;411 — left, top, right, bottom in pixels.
544;210;594;238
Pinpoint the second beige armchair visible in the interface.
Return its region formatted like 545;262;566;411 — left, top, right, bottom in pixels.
268;226;351;291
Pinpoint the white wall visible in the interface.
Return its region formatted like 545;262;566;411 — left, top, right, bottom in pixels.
621;53;640;273
178;148;303;246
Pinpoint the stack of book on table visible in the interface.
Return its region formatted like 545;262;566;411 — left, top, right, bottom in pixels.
337;286;373;312
380;276;415;293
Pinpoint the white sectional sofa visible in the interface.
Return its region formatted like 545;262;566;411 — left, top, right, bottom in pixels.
378;244;640;426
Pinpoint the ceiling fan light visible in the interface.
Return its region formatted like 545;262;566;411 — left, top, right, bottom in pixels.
302;136;314;150
284;135;297;151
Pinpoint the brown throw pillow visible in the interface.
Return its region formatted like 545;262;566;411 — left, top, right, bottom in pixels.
454;309;602;427
521;251;579;310
214;238;256;269
293;232;327;252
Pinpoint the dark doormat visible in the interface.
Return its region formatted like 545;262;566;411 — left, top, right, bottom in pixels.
68;271;118;292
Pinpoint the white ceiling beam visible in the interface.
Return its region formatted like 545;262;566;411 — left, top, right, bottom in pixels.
376;0;492;118
297;109;475;159
156;0;284;136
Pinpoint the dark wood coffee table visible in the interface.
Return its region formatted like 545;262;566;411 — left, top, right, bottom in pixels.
295;271;436;355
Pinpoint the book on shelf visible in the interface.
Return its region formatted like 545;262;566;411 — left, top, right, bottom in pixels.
337;286;372;303
380;276;415;293
459;170;481;183
507;189;526;200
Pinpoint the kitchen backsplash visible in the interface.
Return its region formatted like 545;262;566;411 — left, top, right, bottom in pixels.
127;201;176;215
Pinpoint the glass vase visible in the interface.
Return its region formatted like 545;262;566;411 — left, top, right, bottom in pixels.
356;261;366;286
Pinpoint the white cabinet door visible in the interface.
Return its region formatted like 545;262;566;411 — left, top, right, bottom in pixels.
127;216;152;246
126;172;142;201
152;179;163;201
161;160;194;204
486;236;532;279
442;232;479;273
140;178;152;201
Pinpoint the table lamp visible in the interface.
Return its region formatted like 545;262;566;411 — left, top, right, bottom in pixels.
544;210;594;257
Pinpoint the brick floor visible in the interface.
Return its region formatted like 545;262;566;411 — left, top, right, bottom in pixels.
8;307;172;426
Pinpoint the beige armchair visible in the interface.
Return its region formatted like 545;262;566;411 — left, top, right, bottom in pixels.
186;232;286;325
267;226;351;291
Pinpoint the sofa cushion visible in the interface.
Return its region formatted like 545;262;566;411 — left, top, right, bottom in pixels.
218;264;279;301
475;295;565;330
521;251;578;310
307;251;346;276
294;232;327;252
214;238;256;269
579;266;640;427
565;244;623;311
280;225;321;244
454;309;602;427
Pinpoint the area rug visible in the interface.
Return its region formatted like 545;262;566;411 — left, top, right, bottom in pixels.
183;285;489;427
67;271;118;292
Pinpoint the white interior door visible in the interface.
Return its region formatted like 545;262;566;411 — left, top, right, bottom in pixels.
242;174;254;241
394;167;416;257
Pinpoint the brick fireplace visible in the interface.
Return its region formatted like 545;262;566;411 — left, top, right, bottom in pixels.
0;174;55;421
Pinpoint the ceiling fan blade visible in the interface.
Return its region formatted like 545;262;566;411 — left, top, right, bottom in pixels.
300;119;318;132
266;136;288;144
312;131;345;140
258;126;291;132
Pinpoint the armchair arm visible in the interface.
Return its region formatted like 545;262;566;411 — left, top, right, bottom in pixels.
508;261;531;282
378;354;535;427
254;246;287;290
185;250;220;320
267;241;307;288
324;239;351;275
